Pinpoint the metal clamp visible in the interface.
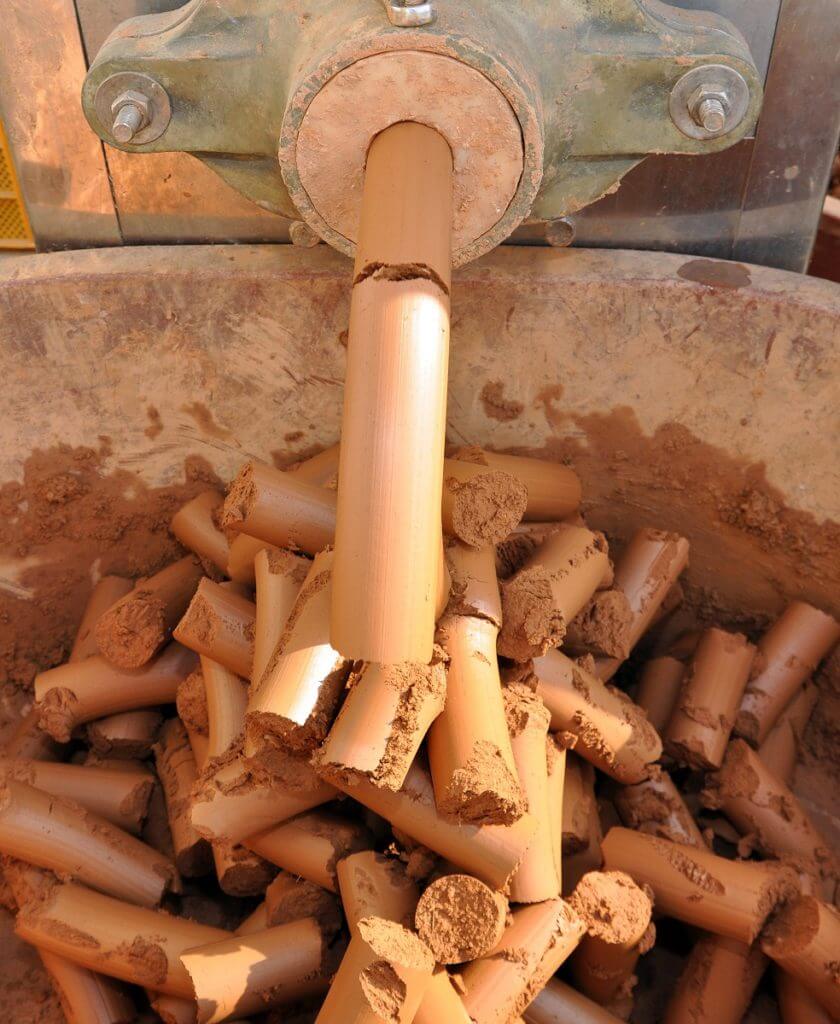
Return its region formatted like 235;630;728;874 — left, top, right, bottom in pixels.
380;0;435;27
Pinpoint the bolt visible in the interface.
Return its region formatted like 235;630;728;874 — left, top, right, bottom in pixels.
689;86;730;136
696;96;726;134
110;89;151;143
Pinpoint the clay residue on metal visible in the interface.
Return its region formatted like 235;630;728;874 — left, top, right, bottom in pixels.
677;259;752;290
481;381;524;422
0;443;221;688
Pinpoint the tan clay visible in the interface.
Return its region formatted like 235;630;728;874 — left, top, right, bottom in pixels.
173;579;255;679
663;934;767;1024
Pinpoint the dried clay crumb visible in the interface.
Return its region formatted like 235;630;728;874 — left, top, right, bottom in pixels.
439;740;524;826
499;566;566;661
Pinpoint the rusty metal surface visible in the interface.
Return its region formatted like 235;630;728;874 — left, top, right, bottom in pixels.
0;1;122;248
0;244;836;622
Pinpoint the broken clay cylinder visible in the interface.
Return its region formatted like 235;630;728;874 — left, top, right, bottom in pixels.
506;684;562;903
38;948;136;1024
428;615;523;825
226;532;278;586
562;753;596;855
173;579;255;679
663;934;767;1024
569;870;654;1009
523;978;624;1024
324;758;536;891
761;896;840;1018
0;777;177;906
564;793;605;897
245;809;372;893
702;740;834;883
201;655;248;761
414;873;508;963
69;575;134;663
601;827;798;944
336;850;419;933
317;654;446;791
0;757;153;835
757;682;819;785
663;628;756;770
252;547;310;685
634;656;686;735
563;588;634;661
220;460;337;554
190;748;336;845
181;918;335;1024
611;763;707;848
460;899;586;1024
315;915;435;1024
414;968;474;1024
444;538;503;625
526;650;662;783
330;123;452;668
35;642;197;742
264;870;343;935
153;717;213;878
441;461;528;547
247;549;351;755
735;602;840;746
594;529;690;681
774;966;835;1024
94;556;205;669
545;732;568;885
15;879;227;998
449;447;581;522
498;526;610;662
87;710;163;760
170;490;230;577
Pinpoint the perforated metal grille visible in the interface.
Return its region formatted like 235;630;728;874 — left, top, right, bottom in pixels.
0;120;34;249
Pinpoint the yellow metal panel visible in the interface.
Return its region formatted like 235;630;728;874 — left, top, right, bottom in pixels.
0;117;35;249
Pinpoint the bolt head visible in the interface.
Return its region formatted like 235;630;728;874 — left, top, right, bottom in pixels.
111;89;151;120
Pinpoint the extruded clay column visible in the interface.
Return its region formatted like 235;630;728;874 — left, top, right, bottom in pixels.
735;601;840;746
663;627;755;769
523;978;624;1024
601;827;797;944
611;764;707;848
761;896;840;1018
331;121;453;663
663;933;767;1024
460;899;586;1024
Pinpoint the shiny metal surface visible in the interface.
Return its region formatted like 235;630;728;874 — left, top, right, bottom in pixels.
381;0;436;27
0;0;121;248
732;0;840;272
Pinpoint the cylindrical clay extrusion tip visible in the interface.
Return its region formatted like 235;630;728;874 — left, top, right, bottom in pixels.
173;578;256;680
330;122;454;666
611;763;707;848
441;463;528;547
414;873;508;964
568;870;654;1011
